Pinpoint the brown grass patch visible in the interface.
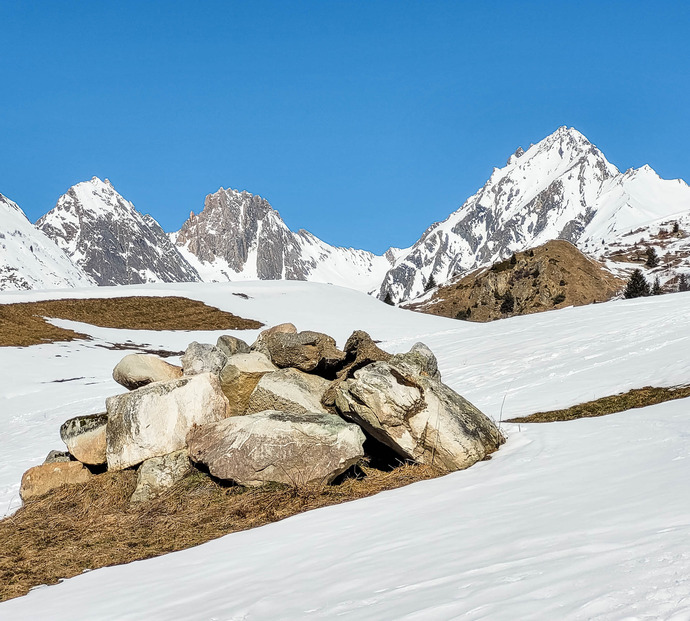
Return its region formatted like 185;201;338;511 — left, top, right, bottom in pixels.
0;296;263;347
0;462;441;602
507;384;690;423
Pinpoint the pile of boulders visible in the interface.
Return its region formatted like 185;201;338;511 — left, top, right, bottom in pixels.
20;324;505;504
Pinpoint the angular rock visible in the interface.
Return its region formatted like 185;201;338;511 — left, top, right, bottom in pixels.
216;335;250;358
334;355;503;471
187;410;365;487
250;322;297;354
389;342;441;381
106;373;229;471
60;412;108;465
130;450;191;503
112;353;183;390
219;351;277;416
252;330;346;377
44;450;72;464
181;342;227;376
20;461;93;502
246;368;330;416
323;330;392;408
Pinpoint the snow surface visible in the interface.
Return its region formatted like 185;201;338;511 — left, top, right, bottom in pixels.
1;281;690;619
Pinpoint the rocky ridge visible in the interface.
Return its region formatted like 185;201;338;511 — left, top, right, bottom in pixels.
172;187;393;294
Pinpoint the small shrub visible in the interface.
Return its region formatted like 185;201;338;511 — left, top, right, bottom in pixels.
553;293;566;305
500;290;515;314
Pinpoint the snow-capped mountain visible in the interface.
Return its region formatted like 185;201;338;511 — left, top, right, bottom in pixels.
37;177;200;286
379;127;690;303
0;192;93;291
173;187;393;294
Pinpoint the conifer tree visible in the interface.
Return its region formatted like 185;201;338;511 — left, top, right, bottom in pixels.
679;273;689;292
500;290;515;313
624;269;650;299
652;277;663;295
424;274;437;292
645;247;660;268
383;291;394;305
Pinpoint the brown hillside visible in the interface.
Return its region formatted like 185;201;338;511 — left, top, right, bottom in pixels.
405;240;624;322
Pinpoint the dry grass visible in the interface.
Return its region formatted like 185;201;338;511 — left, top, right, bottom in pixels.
507;384;690;423
0;462;441;602
0;296;263;347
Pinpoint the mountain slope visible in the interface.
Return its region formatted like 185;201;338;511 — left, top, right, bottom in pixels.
37;178;200;286
379;127;690;303
0;192;93;291
173;187;392;293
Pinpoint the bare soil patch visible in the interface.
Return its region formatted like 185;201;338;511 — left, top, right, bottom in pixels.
0;463;440;602
507;385;690;423
0;296;262;347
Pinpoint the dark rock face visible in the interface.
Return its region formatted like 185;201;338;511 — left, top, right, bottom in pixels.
37;177;200;286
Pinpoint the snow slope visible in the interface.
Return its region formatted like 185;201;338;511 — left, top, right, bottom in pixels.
0;193;93;290
1;281;690;619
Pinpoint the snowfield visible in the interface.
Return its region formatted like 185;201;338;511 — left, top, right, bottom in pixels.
1;281;689;619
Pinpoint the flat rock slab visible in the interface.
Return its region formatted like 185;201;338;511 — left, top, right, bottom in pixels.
60;412;108;465
106;373;229;471
20;461;93;502
219;351;277;416
130;450;191;504
112;354;183;390
246;367;330;416
187;410;365;487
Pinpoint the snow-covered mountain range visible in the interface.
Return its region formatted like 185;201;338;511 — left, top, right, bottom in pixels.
36;178;200;286
2;126;690;298
377;127;690;302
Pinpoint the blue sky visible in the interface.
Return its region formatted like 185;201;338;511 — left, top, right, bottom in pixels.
1;1;689;254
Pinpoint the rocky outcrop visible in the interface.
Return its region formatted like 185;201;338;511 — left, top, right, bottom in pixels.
216;335;250;358
187;411;366;487
181;342;227;376
112;354;183;390
106;373;229;471
20;461;93;502
253;330;346;377
246;368;330;416
219;352;277;416
334;347;504;471
130;450;191;504
60;412;108;465
405;240;624;322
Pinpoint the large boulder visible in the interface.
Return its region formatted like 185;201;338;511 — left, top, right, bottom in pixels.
187;411;365;487
130;450;191;504
181;342;227;376
112;354;183;390
252;330;346;377
389;342;441;381
20;461;93;502
106;373;229;471
246;367;330;416
334;351;504;471
216;335;251;358
60;412;108;465
219;352;277;416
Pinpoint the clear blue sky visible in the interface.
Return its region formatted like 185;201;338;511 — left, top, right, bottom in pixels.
2;1;689;254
